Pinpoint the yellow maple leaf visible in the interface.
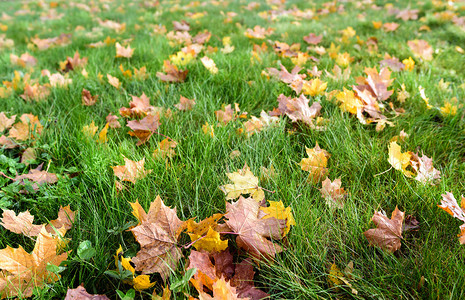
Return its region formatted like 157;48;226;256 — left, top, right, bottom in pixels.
402;57;415;71
299;142;330;184
189;226;228;252
82;121;98;138
202;122;214;137
302;78;327;97
336;88;362;115
0;227;68;298
98;123;109;143
107;74;121;89
219;164;265;201
133;275;155;291
260;201;296;236
115;245;135;274
387;142;413;177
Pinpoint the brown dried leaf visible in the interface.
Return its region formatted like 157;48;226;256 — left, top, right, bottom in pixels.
127;113;161;145
225;196;285;257
64;285;110;300
111;157;151;183
363;206;404;253
130;196;184;280
81;89;98;106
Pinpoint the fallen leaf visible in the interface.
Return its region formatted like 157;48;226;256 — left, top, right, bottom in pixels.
299;142;330;184
111;157;151;183
387;142;413;177
0;205;74;237
120;93;154;118
156;60;188;83
0;227;68;298
200;56;218;74
363;206;404;253
130;196;184;280
259;200;295;236
277;94;323;129
64;285;110;300
319;178;347;209
153;138;178;160
115;42;134;58
438;192;465;244
410;153;441;185
0;113;15;132
127;113;161;145
408;40;433;61
225;196;285;257
219;164;265;202
174;96;196;111
81;89;98;106
107;74;121;89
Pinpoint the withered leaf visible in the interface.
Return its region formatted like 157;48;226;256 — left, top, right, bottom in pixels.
64;285;110;300
225;196;285;257
1;205;75;237
130;196;184;280
127;113;161;145
81;89;98;106
111;157;151;183
363;206;404;253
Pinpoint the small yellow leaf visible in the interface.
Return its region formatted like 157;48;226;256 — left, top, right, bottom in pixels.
189;226;228;252
133;275;155;290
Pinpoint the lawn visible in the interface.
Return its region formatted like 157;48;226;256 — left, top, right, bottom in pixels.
0;0;464;299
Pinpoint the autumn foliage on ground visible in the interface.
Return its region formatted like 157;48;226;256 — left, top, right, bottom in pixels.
0;0;465;299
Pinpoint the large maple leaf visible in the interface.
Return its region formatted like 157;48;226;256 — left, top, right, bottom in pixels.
1;206;74;237
225;196;285;258
276;94;323;129
363;207;404;253
0;227;68;298
130;196;184;281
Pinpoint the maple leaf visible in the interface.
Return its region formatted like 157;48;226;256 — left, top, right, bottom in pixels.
81;88;98;106
302;78;327;96
106;113;121;129
219;164;265;202
107;74;121;89
0;113;15;132
82;121;98;138
115;42;134;58
156;60;188;83
277;94;323;129
201;56;218;74
8;114;43;141
185;214;228;253
438;192;465;244
225;196;285;257
299;142;330;184
363;206;404;253
12;164;58;191
130;196;184;280
259;201;295;236
21;147;36;166
1;206;74;237
244;25;273;39
407;40;433;61
153;138;178;160
387;142;413;177
327;262;358;295
303;33;322;45
318;178;347;209
336;88;362;115
199;277;248;300
173;20;190;31
20;83;50;102
10;53;37;68
112;157;151;184
60;51;87;72
120;93;154;118
215;104;235;125
0;227;68;298
64;285;109;300
127;113;161;145
174;96;196;111
410;153;441;185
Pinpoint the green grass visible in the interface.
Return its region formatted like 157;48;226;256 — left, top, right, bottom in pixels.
0;0;465;299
